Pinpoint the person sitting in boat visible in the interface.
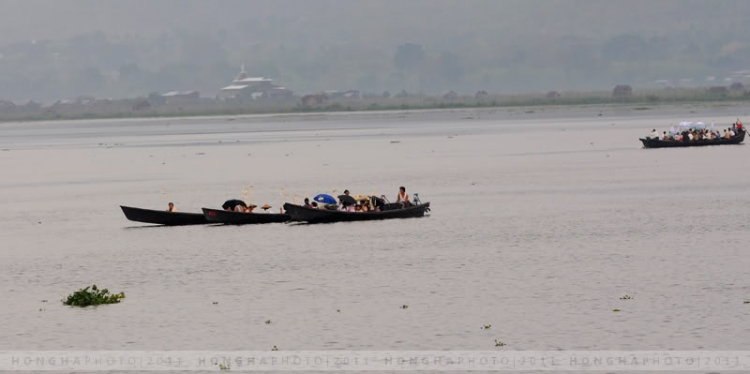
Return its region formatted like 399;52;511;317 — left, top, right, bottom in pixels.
359;197;373;212
261;204;272;213
166;202;178;212
661;131;670;141
304;198;313;208
397;186;411;207
311;202;319;209
650;129;659;139
723;129;730;139
729;127;736;137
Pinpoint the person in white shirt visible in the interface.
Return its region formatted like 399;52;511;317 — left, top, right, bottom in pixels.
396;186;411;207
729;128;736;137
651;129;659;138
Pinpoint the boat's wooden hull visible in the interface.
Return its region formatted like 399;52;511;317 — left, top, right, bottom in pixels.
202;208;290;225
283;202;430;224
641;129;745;148
120;205;208;226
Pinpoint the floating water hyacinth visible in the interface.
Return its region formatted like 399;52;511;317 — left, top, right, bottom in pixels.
619;295;632;300
481;324;492;330
62;285;125;307
494;340;506;347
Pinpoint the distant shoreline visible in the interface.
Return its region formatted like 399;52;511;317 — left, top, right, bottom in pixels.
2;88;750;124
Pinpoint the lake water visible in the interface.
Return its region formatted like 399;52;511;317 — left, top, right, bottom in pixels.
1;104;749;371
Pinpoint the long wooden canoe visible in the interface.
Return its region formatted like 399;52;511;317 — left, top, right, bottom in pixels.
120;205;208;226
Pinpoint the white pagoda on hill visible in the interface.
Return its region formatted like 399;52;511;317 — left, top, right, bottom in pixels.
219;65;293;100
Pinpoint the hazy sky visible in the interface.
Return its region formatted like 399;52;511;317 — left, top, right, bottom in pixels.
4;0;747;46
1;0;749;100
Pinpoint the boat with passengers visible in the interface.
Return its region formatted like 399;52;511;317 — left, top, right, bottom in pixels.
640;120;745;148
284;189;430;224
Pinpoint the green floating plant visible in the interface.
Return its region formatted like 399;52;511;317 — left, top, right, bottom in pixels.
619;295;632;300
62;285;125;307
494;340;506;347
271;346;279;351
218;363;230;371
481;324;492;330
400;304;409;309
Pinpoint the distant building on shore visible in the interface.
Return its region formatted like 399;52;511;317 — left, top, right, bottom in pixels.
162;90;200;105
219;65;293;100
323;90;361;99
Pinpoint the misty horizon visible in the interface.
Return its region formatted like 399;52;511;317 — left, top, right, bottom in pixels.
2;0;750;102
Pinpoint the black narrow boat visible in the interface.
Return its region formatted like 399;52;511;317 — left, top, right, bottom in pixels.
202;208;290;225
641;129;745;148
120;205;208;226
283;202;430;224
